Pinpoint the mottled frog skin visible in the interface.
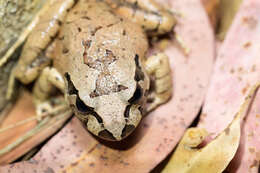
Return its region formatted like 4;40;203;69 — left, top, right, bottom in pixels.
7;0;175;141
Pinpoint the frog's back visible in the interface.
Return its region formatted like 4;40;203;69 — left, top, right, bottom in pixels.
54;0;148;75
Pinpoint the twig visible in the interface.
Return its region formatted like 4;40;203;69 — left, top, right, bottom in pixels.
0;104;68;134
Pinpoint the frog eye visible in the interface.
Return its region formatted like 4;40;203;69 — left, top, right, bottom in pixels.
128;84;143;104
76;96;93;113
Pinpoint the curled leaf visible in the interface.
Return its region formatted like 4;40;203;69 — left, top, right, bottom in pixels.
163;83;260;173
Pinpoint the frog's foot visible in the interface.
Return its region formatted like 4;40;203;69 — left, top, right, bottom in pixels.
106;0;176;35
35;101;54;121
145;53;172;112
147;89;172;112
32;67;65;121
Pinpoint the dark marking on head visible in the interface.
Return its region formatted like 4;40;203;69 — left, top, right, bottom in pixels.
82;40;92;48
76;97;93;113
121;124;135;138
89;81;128;98
91;26;102;36
98;129;116;141
128;83;143;103
64;73;78;95
82;40;92;65
105;49;117;64
65;73;103;124
134;55;145;82
124;105;131;118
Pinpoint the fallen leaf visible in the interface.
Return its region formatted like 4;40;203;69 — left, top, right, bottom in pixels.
199;0;260;172
163;83;260;173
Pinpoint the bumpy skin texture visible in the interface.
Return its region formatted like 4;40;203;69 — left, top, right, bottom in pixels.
8;0;174;141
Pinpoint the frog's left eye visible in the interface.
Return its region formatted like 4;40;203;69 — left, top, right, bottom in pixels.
76;97;93;113
128;84;143;104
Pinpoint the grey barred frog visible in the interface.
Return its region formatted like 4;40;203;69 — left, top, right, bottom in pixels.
7;0;175;141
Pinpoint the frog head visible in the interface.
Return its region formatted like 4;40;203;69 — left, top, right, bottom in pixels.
64;53;150;141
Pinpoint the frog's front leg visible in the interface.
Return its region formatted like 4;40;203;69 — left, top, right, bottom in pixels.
107;0;176;35
6;0;76;99
33;67;65;121
145;53;172;112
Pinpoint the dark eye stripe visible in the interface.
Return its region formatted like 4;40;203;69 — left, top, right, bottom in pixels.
134;54;145;81
128;83;143;103
75;96;103;124
65;72;78;95
124;105;131;119
76;96;93;112
65;72;103;124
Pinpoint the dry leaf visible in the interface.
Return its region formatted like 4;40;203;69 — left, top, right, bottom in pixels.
0;92;72;164
163;83;260;173
199;0;260;172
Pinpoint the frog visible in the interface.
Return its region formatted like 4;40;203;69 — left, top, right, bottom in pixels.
6;0;175;141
